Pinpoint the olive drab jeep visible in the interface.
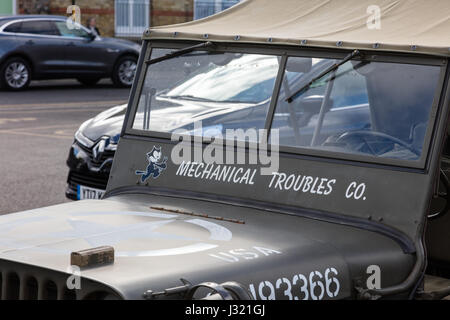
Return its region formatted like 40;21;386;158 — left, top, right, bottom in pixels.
1;0;450;300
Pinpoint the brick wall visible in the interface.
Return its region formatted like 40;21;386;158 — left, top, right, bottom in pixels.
16;0;195;38
151;0;193;27
49;0;115;37
18;0;50;14
18;0;115;37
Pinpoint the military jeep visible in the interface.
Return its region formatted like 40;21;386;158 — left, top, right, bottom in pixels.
1;0;450;300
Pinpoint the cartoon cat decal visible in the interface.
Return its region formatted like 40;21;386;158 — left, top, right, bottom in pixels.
135;146;168;182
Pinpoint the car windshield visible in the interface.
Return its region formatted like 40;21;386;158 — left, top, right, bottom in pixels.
132;47;441;163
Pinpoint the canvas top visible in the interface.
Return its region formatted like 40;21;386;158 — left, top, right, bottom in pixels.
144;0;450;57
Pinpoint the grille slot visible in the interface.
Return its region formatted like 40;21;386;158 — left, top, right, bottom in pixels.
76;141;115;168
63;288;77;300
6;273;20;299
0;261;120;300
68;171;109;190
44;281;58;300
24;277;38;300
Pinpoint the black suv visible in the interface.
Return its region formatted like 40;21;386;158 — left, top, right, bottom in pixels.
0;15;141;90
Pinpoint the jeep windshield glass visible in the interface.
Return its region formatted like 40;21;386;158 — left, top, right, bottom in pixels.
270;57;441;161
132;47;441;163
132;48;282;137
285;50;362;103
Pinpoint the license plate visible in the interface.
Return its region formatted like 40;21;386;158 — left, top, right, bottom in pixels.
77;185;105;200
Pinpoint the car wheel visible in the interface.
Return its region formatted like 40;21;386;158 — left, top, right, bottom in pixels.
77;77;101;86
112;55;137;87
0;57;31;90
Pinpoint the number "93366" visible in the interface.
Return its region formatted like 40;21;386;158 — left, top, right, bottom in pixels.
249;267;340;300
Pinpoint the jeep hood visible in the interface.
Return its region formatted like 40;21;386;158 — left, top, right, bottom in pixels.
0;194;414;299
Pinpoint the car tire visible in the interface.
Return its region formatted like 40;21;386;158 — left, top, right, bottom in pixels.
77;77;101;86
111;55;137;88
0;57;31;91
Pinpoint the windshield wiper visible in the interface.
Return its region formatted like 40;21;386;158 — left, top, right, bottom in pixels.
285;50;361;103
145;41;214;65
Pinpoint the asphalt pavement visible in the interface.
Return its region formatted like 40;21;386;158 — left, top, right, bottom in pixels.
0;79;130;215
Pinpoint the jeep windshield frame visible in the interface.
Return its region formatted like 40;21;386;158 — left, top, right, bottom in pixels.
123;40;447;171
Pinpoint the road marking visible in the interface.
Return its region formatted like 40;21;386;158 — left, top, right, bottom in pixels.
0;129;74;140
0;100;127;109
8;123;79;131
54;129;75;135
0;118;37;125
0;107;112;115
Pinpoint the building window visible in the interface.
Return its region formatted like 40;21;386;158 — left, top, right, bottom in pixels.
0;0;16;16
115;0;150;37
194;0;240;20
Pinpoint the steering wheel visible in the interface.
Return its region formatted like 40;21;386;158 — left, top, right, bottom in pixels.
332;130;420;157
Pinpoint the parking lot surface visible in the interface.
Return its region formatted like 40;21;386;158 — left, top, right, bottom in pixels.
0;79;130;215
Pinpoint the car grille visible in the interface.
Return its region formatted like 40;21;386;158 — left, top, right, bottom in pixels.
68;171;109;190
0;260;120;300
76;141;115;169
